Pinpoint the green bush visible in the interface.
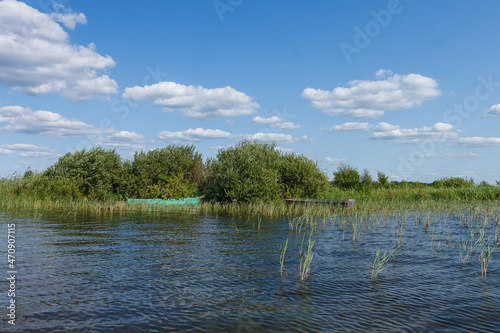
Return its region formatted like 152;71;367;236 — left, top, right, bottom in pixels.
279;153;329;198
377;171;389;188
43;147;125;200
433;177;474;188
204;141;330;202
333;164;360;190
360;169;374;190
126;145;203;198
204;141;282;202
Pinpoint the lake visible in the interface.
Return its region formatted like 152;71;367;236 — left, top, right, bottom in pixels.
1;210;499;332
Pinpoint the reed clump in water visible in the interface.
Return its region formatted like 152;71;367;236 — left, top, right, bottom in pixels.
371;245;401;281
299;230;315;282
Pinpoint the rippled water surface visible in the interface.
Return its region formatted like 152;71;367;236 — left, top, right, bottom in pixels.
1;210;500;332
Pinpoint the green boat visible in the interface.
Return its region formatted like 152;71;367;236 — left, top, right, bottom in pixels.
126;196;203;205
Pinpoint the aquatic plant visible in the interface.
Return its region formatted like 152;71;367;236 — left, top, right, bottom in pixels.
299;231;315;282
371;245;401;280
280;238;289;280
476;230;495;282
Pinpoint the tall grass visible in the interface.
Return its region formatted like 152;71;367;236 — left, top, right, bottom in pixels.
280;238;288;280
299;230;315;282
371;245;401;280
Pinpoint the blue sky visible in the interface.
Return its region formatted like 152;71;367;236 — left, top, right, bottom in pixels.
1;0;500;183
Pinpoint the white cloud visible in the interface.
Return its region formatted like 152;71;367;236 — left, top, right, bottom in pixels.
18;151;61;159
276;146;294;153
0;0;117;101
0;148;14;154
459;137;500;147
238;133;309;144
157;128;308;145
2;143;51;151
252;115;301;129
123;81;259;120
209;145;226;150
325;157;347;165
0;143;60;159
483;104;500;117
98;131;145;150
157;128;232;143
50;11;87;30
420;152;482;159
371;122;458;144
273;121;301;129
302;71;441;118
0;105;143;150
0;105;100;137
375;69;393;79
252;116;282;124
327;122;372;132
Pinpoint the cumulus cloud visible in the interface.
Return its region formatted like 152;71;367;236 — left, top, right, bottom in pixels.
209;145;226;150
420;152;482;159
98;131;145;150
0;143;61;159
0;148;14;154
0;105;144;150
157;128;232;143
0;0;117;101
483;104;500;117
252;116;282;124
371;122;458;144
459;137;500;147
252;115;301;129
238;133;309;144
325;157;347;165
123;82;259;120
18;151;61;159
327;122;372;132
50;7;87;30
0;105;100;137
156;128;308;145
302;71;441;118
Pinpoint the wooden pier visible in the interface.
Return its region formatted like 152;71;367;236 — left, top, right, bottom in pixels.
285;199;355;207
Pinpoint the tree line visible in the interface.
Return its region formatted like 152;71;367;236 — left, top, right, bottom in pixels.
6;140;497;202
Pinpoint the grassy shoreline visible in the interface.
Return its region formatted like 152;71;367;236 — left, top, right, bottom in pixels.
1;189;499;219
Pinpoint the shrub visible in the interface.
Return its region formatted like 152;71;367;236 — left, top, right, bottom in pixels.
204;141;282;202
433;177;474;188
127;145;203;198
43;147;125;200
333;164;360;190
360;169;374;190
279;153;329;198
377;171;389;188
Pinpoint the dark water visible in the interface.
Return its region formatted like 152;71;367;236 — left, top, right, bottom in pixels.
1;210;499;332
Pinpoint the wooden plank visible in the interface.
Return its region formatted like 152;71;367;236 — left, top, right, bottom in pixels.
285;198;355;207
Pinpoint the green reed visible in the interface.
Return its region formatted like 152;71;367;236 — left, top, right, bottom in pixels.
476;230;495;282
371;245;401;281
280;238;289;280
299;230;315;282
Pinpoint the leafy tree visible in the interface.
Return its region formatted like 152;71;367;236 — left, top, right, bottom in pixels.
204;141;282;202
333;164;360;190
377;171;389;188
279;153;329;198
43;147;125;200
360;169;373;189
433;176;474;188
127;144;203;198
